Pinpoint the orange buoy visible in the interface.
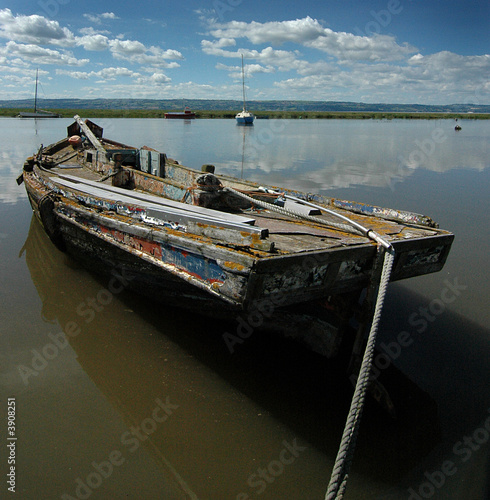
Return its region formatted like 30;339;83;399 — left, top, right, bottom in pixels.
68;135;82;148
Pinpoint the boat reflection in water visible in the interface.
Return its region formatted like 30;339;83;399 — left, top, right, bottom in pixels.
22;214;441;499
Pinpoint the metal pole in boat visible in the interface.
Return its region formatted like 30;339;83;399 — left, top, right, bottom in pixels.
258;187;392;249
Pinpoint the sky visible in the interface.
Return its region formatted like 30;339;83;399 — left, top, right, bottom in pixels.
0;0;488;105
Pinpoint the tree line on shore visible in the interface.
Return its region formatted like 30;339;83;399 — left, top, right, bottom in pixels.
1;108;488;120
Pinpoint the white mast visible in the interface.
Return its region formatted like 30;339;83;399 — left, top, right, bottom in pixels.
241;54;246;112
34;69;39;113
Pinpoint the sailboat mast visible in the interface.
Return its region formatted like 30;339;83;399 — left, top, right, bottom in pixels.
34;69;39;114
241;55;246;112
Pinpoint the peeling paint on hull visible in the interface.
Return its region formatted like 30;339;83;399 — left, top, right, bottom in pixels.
24;170;453;316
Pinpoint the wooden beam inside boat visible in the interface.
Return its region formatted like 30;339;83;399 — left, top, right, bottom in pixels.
51;177;268;238
73;115;107;159
57;173;257;226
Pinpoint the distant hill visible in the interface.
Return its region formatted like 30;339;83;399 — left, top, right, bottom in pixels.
0;98;488;114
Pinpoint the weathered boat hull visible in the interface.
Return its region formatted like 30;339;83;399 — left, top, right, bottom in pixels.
25;189;347;357
24;170;453;311
20;116;454;357
23;173;452;359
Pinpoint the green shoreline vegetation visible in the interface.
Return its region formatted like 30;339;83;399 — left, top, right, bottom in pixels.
1;108;489;120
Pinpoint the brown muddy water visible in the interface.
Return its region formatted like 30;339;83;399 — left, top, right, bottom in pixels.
0;118;489;499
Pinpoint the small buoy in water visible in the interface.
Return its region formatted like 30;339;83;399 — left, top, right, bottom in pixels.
69;135;82;148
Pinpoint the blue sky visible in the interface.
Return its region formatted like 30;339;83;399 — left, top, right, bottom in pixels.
0;0;488;104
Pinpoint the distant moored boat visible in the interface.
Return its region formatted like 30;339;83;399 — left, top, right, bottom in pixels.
164;107;196;119
18;69;61;119
236;55;254;125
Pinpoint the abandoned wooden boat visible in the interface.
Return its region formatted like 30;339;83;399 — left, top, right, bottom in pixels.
19;116;453;358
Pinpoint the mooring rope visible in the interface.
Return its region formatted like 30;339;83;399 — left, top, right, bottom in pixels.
223;187;365;236
223;186;393;249
224;185;396;499
325;246;395;499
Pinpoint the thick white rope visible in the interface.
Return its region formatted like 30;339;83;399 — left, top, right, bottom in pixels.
223;187;365;236
325;247;395;499
224;186;393;249
224;185;396;499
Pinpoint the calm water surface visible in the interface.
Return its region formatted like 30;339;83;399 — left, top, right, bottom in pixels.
0;117;489;499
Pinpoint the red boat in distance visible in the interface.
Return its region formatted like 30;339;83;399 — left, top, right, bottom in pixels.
164;107;196;119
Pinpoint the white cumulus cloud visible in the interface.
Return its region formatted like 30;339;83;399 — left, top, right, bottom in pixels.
2;41;88;65
0;8;76;46
205;16;416;62
83;12;119;25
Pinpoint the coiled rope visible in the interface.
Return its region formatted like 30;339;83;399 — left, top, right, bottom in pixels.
224;185;396;499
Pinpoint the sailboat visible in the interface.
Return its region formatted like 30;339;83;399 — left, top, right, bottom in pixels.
18;69;61;118
235;55;254;125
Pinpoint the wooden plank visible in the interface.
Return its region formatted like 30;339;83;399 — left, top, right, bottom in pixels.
59;173;257;226
52;177;267;238
74;115;106;157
